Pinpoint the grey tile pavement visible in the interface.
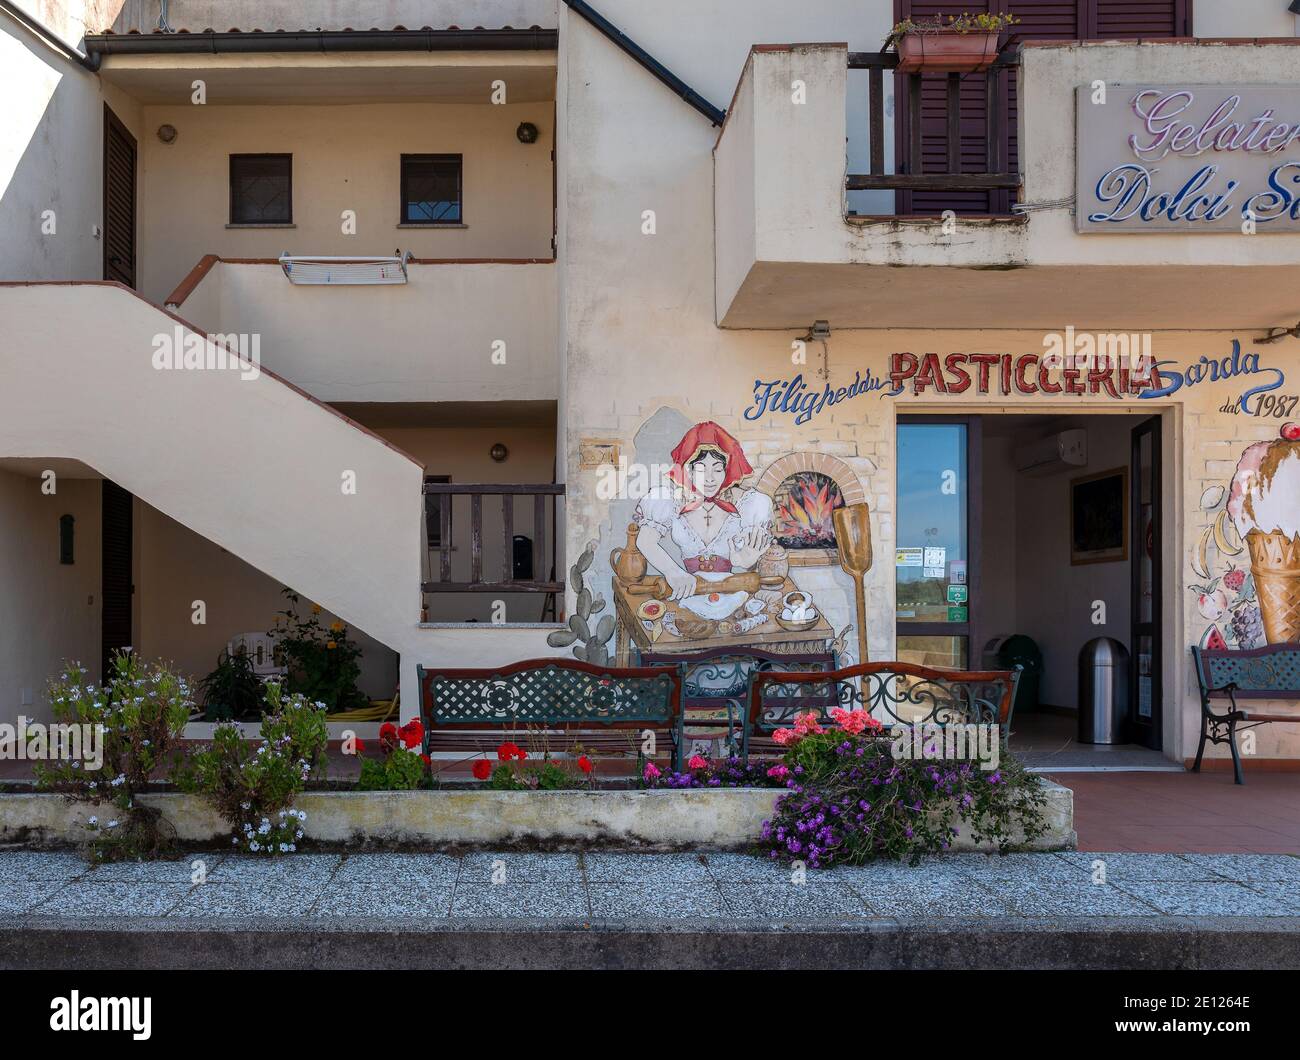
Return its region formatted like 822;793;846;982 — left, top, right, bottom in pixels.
1;849;1297;922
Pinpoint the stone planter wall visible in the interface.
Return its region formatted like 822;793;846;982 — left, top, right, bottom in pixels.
0;780;1073;852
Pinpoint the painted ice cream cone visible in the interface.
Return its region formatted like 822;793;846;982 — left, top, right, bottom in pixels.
1228;423;1300;644
1245;529;1300;643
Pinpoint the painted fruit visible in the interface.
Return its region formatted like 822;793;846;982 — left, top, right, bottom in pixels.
1281;422;1300;441
1197;588;1229;620
1223;568;1246;593
1203;626;1228;651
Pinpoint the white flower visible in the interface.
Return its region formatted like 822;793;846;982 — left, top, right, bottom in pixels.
249;841;260;852
88;816;97;825
106;820;119;829
279;844;289;853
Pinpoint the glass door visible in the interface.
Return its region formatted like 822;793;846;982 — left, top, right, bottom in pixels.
895;417;980;669
1130;416;1162;750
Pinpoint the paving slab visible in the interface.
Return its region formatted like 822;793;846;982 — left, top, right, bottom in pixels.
1117;881;1300;917
312;881;455;918
450;882;588;918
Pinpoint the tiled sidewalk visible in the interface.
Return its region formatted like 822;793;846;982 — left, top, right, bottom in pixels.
2;849;1299;921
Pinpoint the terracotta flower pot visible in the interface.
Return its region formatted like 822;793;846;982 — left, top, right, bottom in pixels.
896;30;1000;73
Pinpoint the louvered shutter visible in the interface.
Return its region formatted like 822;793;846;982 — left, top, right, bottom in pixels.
895;1;1189;214
103;107;136;288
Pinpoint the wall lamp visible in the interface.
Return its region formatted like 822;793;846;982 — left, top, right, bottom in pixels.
1254;321;1300;344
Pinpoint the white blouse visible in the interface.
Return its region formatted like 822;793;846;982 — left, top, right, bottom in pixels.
633;487;774;566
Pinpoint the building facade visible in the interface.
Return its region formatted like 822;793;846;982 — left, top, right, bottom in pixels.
2;0;1299;769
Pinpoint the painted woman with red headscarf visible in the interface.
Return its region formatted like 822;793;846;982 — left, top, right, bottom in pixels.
633;421;773;601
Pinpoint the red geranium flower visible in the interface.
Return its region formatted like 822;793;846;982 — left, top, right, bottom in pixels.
577;755;594;774
379;722;397;741
399;719;424;749
472;760;491;780
353;738;366;754
420;754;431;767
497;742;526;762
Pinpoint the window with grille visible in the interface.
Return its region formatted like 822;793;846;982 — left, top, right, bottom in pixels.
229;154;292;224
401;154;463;225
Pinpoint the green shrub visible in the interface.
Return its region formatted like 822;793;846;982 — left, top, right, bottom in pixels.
197;649;264;721
175;683;328;855
35;651;192;862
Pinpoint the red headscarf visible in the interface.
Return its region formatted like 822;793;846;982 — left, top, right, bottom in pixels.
669;421;753;514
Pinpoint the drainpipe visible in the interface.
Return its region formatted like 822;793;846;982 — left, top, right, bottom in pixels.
562;0;725;126
0;0;98;70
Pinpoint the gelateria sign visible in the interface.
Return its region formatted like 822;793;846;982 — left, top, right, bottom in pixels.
1077;85;1300;232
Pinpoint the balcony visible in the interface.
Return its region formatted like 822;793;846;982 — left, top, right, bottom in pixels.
715;40;1300;331
167;256;557;403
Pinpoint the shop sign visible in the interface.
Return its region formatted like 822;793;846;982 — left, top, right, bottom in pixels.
1078;85;1300;232
896;548;923;567
947;606;969;622
947;585;968;605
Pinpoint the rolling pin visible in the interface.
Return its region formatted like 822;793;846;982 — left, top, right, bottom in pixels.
625;572;773;600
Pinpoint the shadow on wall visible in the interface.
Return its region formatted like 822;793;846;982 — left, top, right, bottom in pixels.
0;21;115;283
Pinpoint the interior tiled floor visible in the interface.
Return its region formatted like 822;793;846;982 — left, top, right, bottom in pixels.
2;849;1298;921
1011;711;1178;770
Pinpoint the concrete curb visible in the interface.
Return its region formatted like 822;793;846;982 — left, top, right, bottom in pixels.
1;916;1295;969
0;780;1074;851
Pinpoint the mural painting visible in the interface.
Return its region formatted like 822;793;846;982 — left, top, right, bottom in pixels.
561;417;873;756
1192;423;1300;650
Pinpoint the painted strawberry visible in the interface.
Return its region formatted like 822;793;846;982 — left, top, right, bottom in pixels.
1223;566;1246;593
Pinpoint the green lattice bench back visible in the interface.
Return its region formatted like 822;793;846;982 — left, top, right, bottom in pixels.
417;658;685;773
1190;643;1300;785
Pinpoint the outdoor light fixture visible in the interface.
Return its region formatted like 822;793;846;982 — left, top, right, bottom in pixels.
800;321;832;380
156;124;177;144
516;122;539;144
1290;0;1300;15
1254;320;1300;344
490;443;509;462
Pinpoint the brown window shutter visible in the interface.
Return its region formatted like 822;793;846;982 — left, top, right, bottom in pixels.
894;0;1189;215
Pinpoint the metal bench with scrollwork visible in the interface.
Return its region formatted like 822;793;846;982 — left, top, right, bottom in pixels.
1191;644;1300;785
641;647;836;757
744;661;1021;763
417;658;686;774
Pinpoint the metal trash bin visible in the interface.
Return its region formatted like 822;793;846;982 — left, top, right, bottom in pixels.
1078;637;1130;744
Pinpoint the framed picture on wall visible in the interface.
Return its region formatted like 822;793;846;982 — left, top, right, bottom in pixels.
1070;467;1128;566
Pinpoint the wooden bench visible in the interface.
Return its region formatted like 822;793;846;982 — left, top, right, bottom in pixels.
641;646;836;758
417;658;685;775
745;661;1020;762
1191;644;1300;785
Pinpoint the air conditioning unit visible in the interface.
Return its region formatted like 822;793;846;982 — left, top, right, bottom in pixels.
1014;429;1087;474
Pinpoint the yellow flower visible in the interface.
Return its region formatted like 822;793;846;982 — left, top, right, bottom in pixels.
326;641;337;650
330;621;344;632
311;604;322;615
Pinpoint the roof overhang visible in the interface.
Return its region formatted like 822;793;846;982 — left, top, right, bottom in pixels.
93;48;557;105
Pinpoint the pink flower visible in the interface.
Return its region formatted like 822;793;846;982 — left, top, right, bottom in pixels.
687;754;708;770
792;711;824;736
772;728;798;746
643;762;661;780
830;707;882;735
766;764;790;779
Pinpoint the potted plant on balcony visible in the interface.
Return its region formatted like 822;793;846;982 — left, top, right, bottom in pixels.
887;12;1018;74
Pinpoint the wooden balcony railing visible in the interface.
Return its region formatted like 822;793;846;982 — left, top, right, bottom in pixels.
845;50;1020;201
420;482;564;598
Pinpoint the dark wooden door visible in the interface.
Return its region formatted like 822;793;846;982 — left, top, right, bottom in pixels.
101;481;133;681
103;105;136;287
1130;416;1163;750
895;0;1192;215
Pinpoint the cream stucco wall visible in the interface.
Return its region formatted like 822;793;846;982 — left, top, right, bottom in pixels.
0;467;101;725
0;12;143;283
138;100;554;304
172;260;558;403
